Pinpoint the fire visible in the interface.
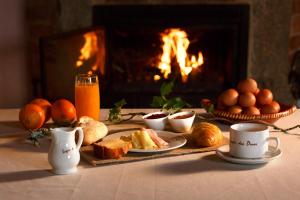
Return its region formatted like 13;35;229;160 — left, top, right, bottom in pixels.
76;32;103;75
153;75;161;81
157;28;204;82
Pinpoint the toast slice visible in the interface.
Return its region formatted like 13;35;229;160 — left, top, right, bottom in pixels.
93;139;132;159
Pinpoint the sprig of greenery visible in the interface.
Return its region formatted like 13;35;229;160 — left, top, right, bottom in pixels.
108;99;146;123
151;81;191;114
108;99;127;123
107;81;191;123
26;128;51;146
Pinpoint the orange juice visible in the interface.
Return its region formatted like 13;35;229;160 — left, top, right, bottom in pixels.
75;83;100;120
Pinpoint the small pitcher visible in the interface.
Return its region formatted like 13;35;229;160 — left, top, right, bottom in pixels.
48;127;83;175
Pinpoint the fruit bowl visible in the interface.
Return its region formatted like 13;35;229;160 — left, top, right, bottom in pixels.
213;103;297;123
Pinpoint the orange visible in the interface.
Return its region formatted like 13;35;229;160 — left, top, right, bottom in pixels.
30;98;52;122
51;99;77;125
19;103;45;130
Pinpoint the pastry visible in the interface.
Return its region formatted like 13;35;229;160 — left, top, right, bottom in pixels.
93;139;132;159
192;122;223;147
78;116;108;145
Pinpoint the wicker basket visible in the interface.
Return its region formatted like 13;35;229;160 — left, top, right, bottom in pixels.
213;104;297;123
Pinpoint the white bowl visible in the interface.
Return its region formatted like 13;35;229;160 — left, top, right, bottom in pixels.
168;111;195;133
142;111;169;130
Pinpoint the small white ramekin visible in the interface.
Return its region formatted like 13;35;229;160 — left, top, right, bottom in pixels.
142;111;169;131
168;111;195;133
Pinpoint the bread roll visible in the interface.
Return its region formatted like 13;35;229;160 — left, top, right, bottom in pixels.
192;122;223;147
79;116;108;145
93;139;132;159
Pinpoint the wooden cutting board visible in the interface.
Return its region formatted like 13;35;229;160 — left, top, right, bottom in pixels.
80;121;228;166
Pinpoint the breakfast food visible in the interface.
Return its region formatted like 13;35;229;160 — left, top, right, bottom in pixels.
19;103;46;130
78;116;108;145
131;129;157;149
192;122;223;147
219;89;239;106
256;89;273;105
216;78;281;115
173;114;194;119
120;128;168;150
146;129;169;147
227;105;243;114
93;128;168;159
145;113;167;119
30;98;52;122
51;99;77;125
243;106;260;115
19;98;52;130
261;101;281;114
238;92;256;107
93;139;132;159
237;78;258;93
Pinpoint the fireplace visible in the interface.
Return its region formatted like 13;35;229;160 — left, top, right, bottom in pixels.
41;4;249;108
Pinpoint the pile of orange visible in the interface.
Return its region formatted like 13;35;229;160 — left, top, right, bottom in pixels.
19;98;77;130
217;78;281;115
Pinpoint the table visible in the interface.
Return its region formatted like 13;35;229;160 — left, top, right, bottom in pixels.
1;108;300;200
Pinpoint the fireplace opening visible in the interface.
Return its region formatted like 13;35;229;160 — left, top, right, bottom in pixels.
93;4;249;107
40;4;249;108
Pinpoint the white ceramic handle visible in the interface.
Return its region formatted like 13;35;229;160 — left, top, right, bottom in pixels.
266;137;280;153
75;127;84;150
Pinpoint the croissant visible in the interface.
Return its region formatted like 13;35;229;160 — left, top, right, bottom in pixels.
192;122;223;147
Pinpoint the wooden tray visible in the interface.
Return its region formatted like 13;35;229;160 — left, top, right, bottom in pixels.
80;134;228;166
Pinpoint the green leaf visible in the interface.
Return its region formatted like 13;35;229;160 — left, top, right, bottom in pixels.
150;96;167;108
151;81;191;113
206;104;215;113
163;97;191;113
27;128;51;146
115;99;126;107
160;81;174;97
108;99;127;122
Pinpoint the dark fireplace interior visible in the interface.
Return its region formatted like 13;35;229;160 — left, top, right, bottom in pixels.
41;4;249;108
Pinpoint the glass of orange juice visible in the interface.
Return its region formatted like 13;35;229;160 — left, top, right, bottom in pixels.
75;74;100;120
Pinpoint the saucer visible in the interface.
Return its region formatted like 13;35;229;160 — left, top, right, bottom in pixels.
216;145;282;165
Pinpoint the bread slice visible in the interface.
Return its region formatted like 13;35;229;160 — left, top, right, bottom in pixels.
93;139;132;159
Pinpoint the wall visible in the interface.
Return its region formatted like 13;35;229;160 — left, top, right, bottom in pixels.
290;0;300;60
0;0;30;108
0;0;295;108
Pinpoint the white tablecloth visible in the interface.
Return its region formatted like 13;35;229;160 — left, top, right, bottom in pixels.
0;109;300;200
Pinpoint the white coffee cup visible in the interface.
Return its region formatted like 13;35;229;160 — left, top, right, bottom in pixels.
229;123;280;159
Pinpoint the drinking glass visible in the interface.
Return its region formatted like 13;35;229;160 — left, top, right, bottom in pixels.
75;74;100;120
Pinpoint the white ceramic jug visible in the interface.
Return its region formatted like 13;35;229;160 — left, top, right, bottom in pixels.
48;127;83;175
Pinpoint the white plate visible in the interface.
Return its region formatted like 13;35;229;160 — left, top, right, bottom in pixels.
216;144;282;165
103;130;187;153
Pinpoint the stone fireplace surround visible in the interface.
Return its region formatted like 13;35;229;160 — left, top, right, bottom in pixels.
32;0;294;104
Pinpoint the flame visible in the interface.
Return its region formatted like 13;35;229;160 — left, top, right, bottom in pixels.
153;75;161;81
76;32;104;75
157;28;204;82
